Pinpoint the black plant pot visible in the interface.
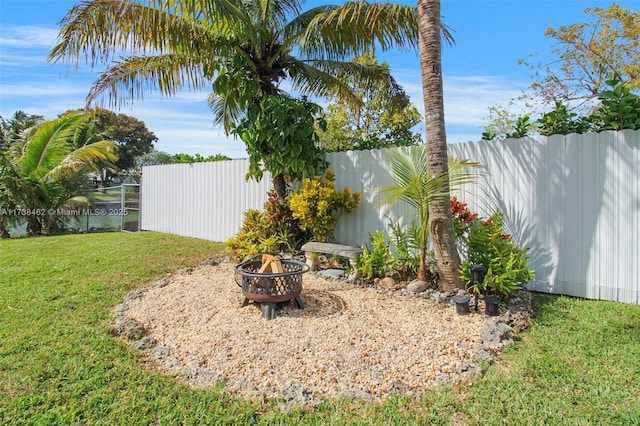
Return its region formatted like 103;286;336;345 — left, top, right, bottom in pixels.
453;295;471;315
484;297;500;316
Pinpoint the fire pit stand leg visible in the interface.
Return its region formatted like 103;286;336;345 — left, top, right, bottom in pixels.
294;296;305;309
260;302;277;320
241;298;250;307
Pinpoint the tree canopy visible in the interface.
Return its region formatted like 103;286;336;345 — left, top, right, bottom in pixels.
520;4;640;110
319;52;422;152
48;0;453;198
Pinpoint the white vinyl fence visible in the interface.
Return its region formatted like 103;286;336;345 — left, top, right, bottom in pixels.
141;130;639;304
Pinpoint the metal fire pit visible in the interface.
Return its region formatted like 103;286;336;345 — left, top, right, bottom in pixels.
235;254;310;319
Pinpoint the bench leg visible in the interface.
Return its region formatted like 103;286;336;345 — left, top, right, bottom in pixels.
347;258;361;281
304;251;320;271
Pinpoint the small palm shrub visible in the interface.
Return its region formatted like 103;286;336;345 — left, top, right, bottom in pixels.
457;209;534;298
386;219;421;282
288;169;360;242
355;219;424;282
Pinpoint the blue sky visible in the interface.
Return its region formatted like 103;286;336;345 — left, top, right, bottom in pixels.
0;0;633;158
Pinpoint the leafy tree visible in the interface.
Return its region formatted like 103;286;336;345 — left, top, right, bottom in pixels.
520;4;640;109
172;153;231;163
319;52;422;152
48;0;452;199
232;94;327;195
591;73;640;131
90;108;157;173
484;75;640;139
0;112;117;235
537;101;590;136
418;0;462;292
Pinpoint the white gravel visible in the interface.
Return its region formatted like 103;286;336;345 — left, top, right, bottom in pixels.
123;262;490;401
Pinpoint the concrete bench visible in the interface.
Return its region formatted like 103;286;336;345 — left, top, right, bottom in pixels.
301;242;363;280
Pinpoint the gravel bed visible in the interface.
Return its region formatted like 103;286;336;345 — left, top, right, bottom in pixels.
116;261;523;405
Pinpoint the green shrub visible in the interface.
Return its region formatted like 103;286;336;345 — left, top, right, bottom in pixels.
356;230;391;280
386;218;421;281
225;189;310;262
458;210;535;298
288;169;360;242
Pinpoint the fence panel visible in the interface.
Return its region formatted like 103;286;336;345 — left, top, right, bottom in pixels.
449;130;639;304
140;160;272;242
140;131;639;304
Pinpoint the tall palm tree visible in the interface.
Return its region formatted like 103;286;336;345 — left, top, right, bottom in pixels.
0;112;118;235
48;0;451;199
376;147;480;284
417;0;461;292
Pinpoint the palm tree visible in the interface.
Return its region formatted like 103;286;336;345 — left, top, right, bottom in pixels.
0;112;118;235
376;147;480;285
0;111;44;151
48;0;452;199
417;0;461;291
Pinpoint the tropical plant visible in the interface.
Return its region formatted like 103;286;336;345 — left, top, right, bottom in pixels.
0;111;44;152
458;211;535;298
288;169;360;243
225;189;310;263
356;230;391;280
592;73;640;131
0;112;118;235
537;101;588;136
49;0;451;198
232;94;327;196
386;217;421;282
376;147;480;286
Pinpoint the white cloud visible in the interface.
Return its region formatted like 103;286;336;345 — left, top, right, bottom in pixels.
0;25;60;49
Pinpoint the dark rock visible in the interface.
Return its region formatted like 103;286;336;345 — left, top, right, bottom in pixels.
434;373;452;385
200;258;220;267
125;288;147;300
136;336;156;350
153;346;171;359
188;367;226;386
114;302;129;313
152;278;170;288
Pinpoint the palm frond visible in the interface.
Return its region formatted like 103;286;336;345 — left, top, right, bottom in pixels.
17;112;86;178
50;140;119;179
86;54;213;107
48;0;241;67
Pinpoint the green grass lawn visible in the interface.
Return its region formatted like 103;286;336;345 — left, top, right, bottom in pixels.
1;232;639;425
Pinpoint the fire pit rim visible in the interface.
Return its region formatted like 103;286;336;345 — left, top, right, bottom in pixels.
234;253;310;279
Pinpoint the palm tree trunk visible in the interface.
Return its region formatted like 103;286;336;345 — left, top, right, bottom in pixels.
418;0;463;292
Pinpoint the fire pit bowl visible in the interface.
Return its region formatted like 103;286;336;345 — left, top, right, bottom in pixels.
235;254;310;319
